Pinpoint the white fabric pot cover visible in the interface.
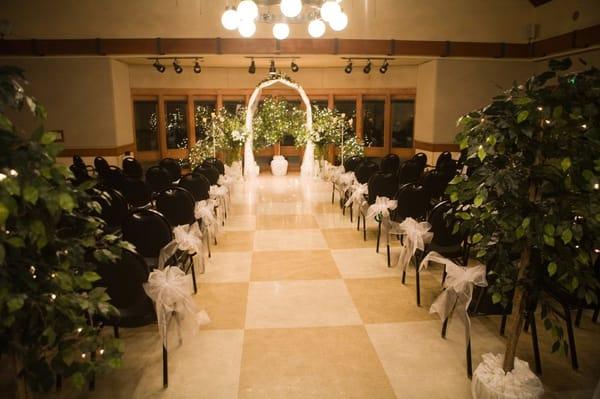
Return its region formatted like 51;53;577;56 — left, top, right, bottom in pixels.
472;353;543;399
271;155;288;176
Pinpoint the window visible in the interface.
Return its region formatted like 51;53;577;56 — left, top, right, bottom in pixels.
362;98;385;147
194;99;216;142
165;100;188;150
310;99;329;110
222;97;245;114
133;100;159;151
391;100;415;148
333;98;356;135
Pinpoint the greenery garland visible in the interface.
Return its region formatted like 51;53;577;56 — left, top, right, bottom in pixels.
253;96;306;151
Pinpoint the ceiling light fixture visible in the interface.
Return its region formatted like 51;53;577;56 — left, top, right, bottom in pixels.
221;6;240;30
273;22;290;40
238;19;257;38
153;58;165;73
280;0;303;18
237;0;259;21
248;58;256;74
193;58;202;73
269;59;276;74
320;1;341;23
291;60;299;72
344;59;353;74
363;59;372;74
329;9;348;31
308;18;326;38
173;59;183;74
379;59;389;74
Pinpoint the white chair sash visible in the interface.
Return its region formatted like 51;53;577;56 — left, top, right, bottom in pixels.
321;161;344;182
158;224;205;273
218;174;234;192
472;353;544;399
209;184;229;223
344;182;368;211
419;251;487;346
336;171;356;195
143;266;210;347
366;196;397;220
224;161;243;182
388;217;432;270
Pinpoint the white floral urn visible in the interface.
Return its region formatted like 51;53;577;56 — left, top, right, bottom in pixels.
472;353;543;399
270;155;288;176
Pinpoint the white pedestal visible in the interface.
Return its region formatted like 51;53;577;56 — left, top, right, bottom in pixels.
472;353;543;399
270;155;288;176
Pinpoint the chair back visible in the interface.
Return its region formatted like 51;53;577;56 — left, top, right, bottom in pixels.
145;165;172;193
122;157;144;179
178;173;210;201
412;152;428;170
380;154;401;175
69;163;91;184
203;157;225;175
155;187;196;227
193;165;219;186
393;183;430;221
122;208;173;259
100;166;126;192
96;249;154;325
72;155;85;168
355;160;379;184
421;169;449;200
436;151;452;168
159;158;182;182
343;156;363;173
398;159;422;185
121;176;152;208
428;201;463;247
95;189;128;230
367;172;397;205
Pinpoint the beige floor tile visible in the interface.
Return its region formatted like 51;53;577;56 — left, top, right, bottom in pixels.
253;229;328;251
332;248;404;278
255;214;319;230
199;251;251;283
245;280;362;328
322;228;380;249
213;231;255;252
223;215;256;231
255;201;313;215
230;204;256;215
310;201;345;214
345;277;438;323
251;250;340;281
313;211;355;229
195;283;248;330
238;326;396;399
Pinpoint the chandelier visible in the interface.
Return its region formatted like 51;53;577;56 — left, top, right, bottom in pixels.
221;0;348;39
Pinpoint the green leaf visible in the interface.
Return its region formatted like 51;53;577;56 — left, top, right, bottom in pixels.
486;135;496;146
58;192;75;212
0;203;9;226
474;195;484;207
476;248;487;258
560;158;571;171
0;244;4;265
457;212;471;220
477;146;487;162
561;229;572;244
544;235;555;247
517;110;529;124
40;131;56;145
513;97;533;105
582;169;594;181
82;271;101;283
547;262;557;276
521;217;530;229
7;295;25;312
43;327;56;346
492;293;502;304
544;224;555;236
571;276;579;291
515;226;525;238
552;106;563;119
472;233;483;243
449;175;463;185
450;192;458;203
23;185;39;204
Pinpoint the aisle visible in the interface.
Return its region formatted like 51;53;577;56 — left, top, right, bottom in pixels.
57;173;600;399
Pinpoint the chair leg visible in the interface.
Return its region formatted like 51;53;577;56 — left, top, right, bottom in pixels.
376;220;381;253
467;339;473;379
563;306;579;370
350;204;353;222
113;322;120;339
528;311;542;375
441;265;447;287
523;317;530;333
163;345;168;388
331;183;335;204
357;212;360;231
387;244;391;268
190;260;197;294
416;265;421;306
402;270;406;284
593;305;599;323
363;215;367;241
575;308;583;327
441;318;449;338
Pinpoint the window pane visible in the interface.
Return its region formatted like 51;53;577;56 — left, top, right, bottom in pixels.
362;99;385;147
391;100;415;148
311;99;328;109
223;98;245;114
165;101;188;150
333;99;356;135
133;101;159;152
194;100;216;142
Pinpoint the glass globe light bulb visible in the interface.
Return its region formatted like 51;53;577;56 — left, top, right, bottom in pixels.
308;19;326;38
320;1;341;22
221;8;239;30
280;0;303;18
273;22;290;40
329;10;348;31
238;20;257;37
237;0;259;21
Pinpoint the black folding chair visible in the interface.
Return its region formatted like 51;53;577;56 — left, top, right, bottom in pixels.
358;172;397;249
121;176;152;208
95;189;128;233
346;160;379;222
380;154;401;175
159;158;182;183
203;157;225;175
193;165;220;186
146;165;172;194
412;152;428;170
398;159;422;185
122;157;144;179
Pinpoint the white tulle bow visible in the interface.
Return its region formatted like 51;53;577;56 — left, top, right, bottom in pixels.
158;223;204;273
224;161;243;181
321;161;344;182
366;196;398;220
143;266;210;347
336;171;356;190
472;353;544;399
218;174;234;191
210;184;230;223
344;182;368;210
419;251;487;346
388;217;432;270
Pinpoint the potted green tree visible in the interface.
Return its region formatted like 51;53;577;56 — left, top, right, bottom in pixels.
447;58;599;395
0;66;132;397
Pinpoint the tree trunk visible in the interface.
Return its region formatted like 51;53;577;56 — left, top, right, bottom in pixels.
12;351;31;399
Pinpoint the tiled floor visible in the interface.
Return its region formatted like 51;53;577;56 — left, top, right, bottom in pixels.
45;173;600;398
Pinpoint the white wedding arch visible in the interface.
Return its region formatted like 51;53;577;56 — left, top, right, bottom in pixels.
243;74;315;178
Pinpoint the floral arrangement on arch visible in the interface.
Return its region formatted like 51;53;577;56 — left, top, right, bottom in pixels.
252;96;307;151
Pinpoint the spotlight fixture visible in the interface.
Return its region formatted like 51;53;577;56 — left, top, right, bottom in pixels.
173;59;183;74
153;59;166;73
269;59;276;74
193;59;202;73
379;59;389;74
344;59;353;74
248;58;256;74
363;59;372;74
290;60;299;73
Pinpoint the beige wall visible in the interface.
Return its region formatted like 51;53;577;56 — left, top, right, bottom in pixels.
0;0;535;42
7;58;134;150
533;0;600;40
413;60;437;144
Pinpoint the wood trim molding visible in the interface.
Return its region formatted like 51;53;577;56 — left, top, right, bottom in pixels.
59;143;136;157
413;140;460;152
1;25;598;59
